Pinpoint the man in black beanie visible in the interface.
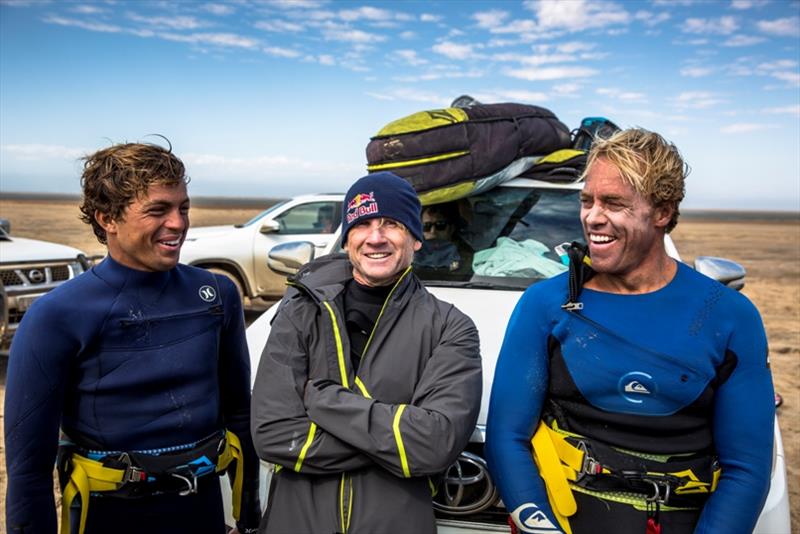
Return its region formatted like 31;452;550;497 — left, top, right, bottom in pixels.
251;171;482;534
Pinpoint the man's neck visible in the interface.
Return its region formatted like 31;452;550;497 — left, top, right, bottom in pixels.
586;253;678;295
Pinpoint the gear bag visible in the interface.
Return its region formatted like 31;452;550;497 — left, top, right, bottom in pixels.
366;102;571;204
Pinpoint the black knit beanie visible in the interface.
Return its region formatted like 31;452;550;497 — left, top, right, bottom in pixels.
342;171;423;244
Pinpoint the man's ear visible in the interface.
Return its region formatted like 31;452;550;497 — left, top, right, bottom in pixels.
95;210;118;236
413;240;422;252
653;203;674;229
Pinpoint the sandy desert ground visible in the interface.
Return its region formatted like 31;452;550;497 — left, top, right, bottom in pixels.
1;196;798;532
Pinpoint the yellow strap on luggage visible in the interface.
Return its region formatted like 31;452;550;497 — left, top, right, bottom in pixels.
531;422;576;534
59;430;244;534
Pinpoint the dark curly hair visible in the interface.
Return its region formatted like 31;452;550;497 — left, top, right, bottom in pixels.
79;141;189;244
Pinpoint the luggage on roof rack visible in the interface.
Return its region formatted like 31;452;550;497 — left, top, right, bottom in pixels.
366;102;571;204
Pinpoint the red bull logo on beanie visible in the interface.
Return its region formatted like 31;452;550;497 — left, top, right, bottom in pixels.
346;191;379;223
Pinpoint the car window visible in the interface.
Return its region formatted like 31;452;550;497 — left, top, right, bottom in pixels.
413;187;584;290
241;200;290;227
275;201;342;235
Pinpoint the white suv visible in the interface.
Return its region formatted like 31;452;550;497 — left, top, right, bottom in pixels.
233;178;791;533
179;194;342;305
0;219;88;351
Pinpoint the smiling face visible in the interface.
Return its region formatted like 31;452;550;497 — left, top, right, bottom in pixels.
97;182;190;272
344;217;421;287
580;157;674;291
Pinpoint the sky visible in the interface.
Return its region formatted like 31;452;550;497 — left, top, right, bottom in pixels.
1;0;799;210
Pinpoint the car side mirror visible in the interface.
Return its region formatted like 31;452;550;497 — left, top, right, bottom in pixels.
694;256;746;291
0;218;10;234
259;220;280;234
267;241;316;275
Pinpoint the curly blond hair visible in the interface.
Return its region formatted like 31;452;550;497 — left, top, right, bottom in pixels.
79;142;189;244
584;128;689;232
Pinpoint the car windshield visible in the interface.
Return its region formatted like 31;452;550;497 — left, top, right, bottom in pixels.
413;185;584;290
239;200;290;227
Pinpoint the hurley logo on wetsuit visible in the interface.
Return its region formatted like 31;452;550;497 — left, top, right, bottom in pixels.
199;285;217;302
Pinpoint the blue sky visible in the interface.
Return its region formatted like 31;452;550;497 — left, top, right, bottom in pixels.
1;0;798;210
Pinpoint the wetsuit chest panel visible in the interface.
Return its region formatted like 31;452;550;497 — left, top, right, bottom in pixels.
64;268;225;449
552;311;715;417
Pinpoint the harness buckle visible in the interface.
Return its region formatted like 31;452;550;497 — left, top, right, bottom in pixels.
171;471;199;496
116;452;147;483
577;441;603;479
645;479;671;505
561;301;584;311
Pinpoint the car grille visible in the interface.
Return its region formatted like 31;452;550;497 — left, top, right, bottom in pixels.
0;265;72;286
1;270;23;285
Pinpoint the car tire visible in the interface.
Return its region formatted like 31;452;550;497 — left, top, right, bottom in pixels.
207;267;249;307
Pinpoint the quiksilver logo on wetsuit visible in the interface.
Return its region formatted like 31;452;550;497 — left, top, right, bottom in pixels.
510;503;561;533
618;371;657;404
624;381;651;394
199;285;216;302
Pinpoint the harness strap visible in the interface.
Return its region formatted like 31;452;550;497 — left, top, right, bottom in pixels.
59;430;244;534
531;422;575;534
531;421;720;516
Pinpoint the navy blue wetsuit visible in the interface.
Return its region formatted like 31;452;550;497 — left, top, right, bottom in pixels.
485;262;774;534
4;256;259;533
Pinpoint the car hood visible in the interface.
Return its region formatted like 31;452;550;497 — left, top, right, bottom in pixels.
0;236;85;263
185;225;238;239
245;284;522;429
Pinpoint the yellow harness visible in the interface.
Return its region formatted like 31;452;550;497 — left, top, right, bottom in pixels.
531;422;721;534
60;430;244;534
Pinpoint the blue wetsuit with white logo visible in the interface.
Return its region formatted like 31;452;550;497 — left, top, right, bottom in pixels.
4;256;259;533
485;262;774;534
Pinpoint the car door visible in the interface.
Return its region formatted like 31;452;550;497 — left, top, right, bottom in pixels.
253;200;342;299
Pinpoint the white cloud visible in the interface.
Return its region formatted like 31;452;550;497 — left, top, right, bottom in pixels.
127;13;206;31
552;82;582;96
596;87;647;101
527;0;631;30
323;28;385;43
159;32;260;49
201;3;235;16
680;66;714;77
723;34;766;47
634;10;670;27
255;20;304;33
731;0;769;9
263;46;301;58
672;91;724;109
463;90;548;103
339;6;397;22
432;41;476;60
556;41;595;54
504;65;598;81
399;31;415;39
365;88;447;105
682;16;738;35
71;5;106;15
43;15;122;33
757;16;800;38
762;105;800;117
720;123;772;134
268;0;327;9
395;49;427;66
473;9;509;29
420;13;441;23
1;144;86;161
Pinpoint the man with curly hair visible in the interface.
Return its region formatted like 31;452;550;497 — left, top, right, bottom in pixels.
4;141;261;534
486;128;774;534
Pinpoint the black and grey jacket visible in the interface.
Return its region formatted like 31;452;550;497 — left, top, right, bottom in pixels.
251;253;482;534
